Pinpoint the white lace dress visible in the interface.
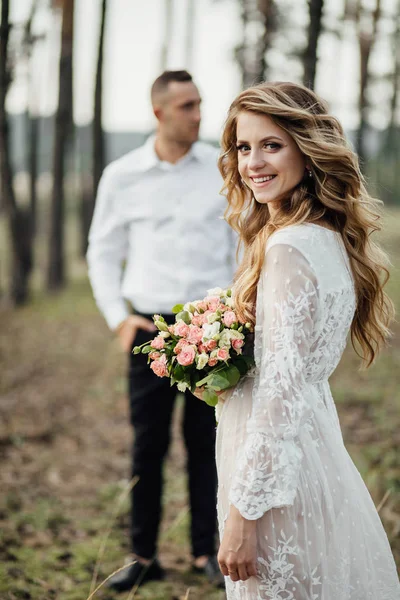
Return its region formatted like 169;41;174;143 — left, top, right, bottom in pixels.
216;223;400;600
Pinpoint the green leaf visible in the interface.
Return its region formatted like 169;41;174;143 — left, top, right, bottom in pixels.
233;355;255;376
203;388;218;407
190;371;203;392
196;372;213;388
142;345;153;354
241;355;256;368
208;365;241;390
172;303;185;314
175;310;191;325
196;363;227;387
173;364;185;380
183;371;192;386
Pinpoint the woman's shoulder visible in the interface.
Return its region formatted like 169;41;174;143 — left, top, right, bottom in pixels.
266;223;336;254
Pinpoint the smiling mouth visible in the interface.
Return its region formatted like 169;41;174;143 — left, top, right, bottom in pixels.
250;175;277;185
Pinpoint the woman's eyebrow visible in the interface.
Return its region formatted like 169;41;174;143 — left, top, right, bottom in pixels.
236;135;284;144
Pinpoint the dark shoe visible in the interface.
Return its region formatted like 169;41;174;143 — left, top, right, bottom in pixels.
192;555;225;589
106;558;165;592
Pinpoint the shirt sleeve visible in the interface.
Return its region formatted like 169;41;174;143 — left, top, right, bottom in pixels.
86;168;130;330
229;242;319;519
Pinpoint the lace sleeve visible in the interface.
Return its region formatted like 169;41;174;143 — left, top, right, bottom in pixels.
229;243;319;520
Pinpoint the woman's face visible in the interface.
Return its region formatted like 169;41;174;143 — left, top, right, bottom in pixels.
236;111;307;216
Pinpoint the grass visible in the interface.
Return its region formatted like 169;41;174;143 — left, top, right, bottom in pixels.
0;209;399;598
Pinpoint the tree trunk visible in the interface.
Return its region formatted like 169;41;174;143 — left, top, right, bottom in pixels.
236;0;275;88
23;0;41;237
160;0;173;71
256;0;275;82
235;0;249;88
387;0;400;143
78;0;107;257
93;0;106;196
379;0;400;203
355;0;381;167
0;0;32;304
28;114;39;235
47;0;74;290
303;0;324;90
185;0;195;71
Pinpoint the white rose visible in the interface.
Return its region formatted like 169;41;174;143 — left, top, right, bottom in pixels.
184;302;197;313
177;381;189;392
228;329;244;340
225;296;234;308
207;287;224;296
160;331;171;338
196;353;209;370
206;312;220;324
202;322;221;341
218;329;232;347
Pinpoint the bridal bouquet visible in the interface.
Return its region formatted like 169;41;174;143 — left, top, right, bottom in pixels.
133;288;254;407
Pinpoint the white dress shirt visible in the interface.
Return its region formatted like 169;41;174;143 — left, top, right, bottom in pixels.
87;135;237;330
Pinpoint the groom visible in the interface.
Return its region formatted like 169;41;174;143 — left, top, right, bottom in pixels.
87;70;236;591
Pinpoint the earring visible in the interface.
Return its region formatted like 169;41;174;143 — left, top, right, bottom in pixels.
307;169;313;178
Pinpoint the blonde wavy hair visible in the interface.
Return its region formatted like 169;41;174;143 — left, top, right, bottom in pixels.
219;81;394;367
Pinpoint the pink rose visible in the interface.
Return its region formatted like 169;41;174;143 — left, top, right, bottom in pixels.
198;343;207;354
191;314;206;327
174;338;190;354
150;355;168;377
232;338;244;351
197;301;208;312
174;321;190;338
177;345;196;366
217;347;230;361
208;357;218;367
151;335;165;350
205;296;220;311
149;351;161;360
205;339;217;351
223;310;237;328
186;325;203;345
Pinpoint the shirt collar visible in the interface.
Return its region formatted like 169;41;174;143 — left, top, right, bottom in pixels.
135;134;205;173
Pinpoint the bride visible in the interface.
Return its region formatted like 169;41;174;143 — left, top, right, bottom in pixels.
196;82;400;599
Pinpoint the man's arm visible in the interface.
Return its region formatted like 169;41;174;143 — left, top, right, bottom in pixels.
86;167;130;331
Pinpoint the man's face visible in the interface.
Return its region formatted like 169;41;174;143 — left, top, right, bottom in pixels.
156;81;201;144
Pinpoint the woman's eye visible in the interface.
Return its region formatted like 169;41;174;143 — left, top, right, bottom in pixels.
264;142;281;150
236;144;250;152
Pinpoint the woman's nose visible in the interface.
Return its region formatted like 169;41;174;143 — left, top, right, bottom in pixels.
248;149;266;171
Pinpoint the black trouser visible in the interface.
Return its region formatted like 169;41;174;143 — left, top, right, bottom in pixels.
129;314;218;560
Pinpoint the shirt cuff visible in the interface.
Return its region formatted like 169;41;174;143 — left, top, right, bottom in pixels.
102;300;130;331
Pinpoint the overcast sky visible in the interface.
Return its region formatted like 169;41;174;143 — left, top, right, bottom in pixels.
6;0;398;139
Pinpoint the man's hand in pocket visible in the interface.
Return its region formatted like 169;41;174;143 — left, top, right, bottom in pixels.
115;315;157;353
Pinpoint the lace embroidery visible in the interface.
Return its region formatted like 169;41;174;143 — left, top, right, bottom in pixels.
258;530;321;600
230;247;318;518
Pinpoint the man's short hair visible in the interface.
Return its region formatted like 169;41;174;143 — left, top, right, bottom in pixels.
151;70;193;104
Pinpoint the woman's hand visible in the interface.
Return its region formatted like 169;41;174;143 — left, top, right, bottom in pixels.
218;505;258;582
115;315;156;353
